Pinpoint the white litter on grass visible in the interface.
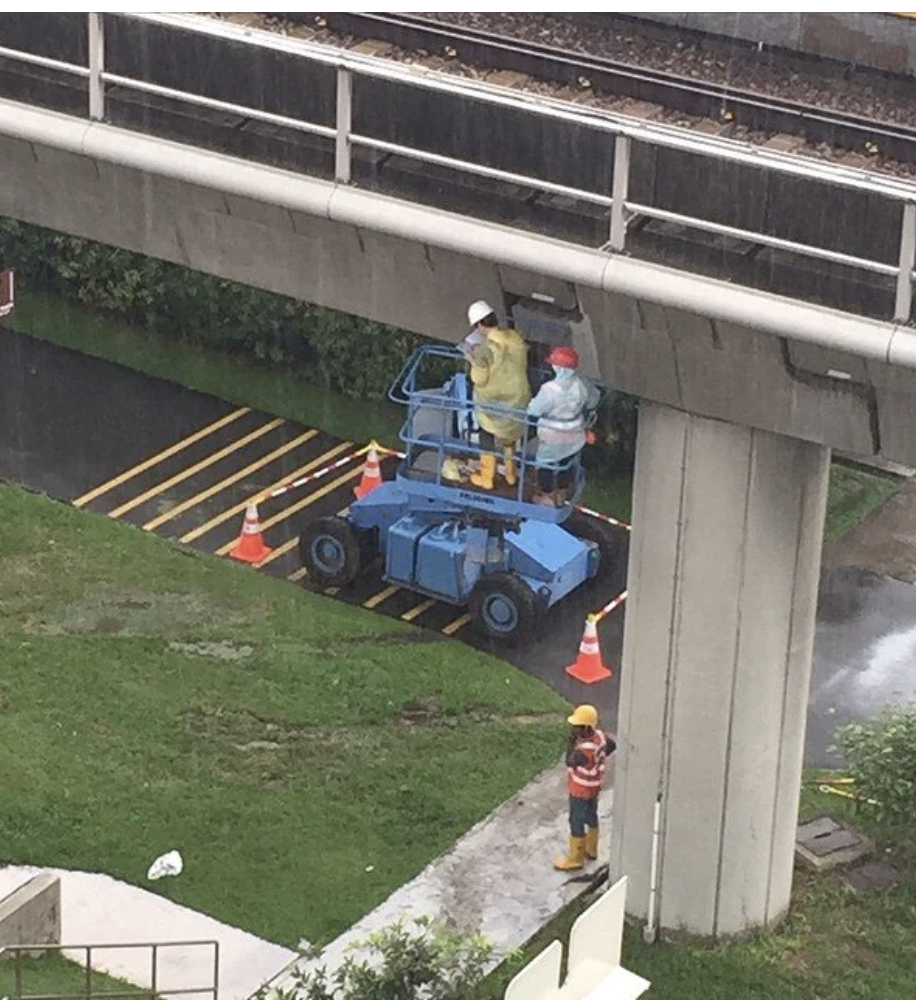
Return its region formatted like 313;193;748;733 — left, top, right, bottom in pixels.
147;850;183;880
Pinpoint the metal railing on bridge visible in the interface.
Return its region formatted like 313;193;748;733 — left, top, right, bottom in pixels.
0;12;914;323
1;941;219;1000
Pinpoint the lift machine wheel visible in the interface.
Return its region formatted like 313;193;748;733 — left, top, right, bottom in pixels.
469;571;539;644
299;515;363;589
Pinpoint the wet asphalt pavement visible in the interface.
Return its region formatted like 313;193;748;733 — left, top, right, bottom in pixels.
2;326;913;767
812;566;916;766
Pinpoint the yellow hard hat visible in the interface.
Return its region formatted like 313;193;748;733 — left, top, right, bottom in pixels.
567;704;598;727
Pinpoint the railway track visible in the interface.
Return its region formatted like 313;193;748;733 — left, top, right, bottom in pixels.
267;11;916;166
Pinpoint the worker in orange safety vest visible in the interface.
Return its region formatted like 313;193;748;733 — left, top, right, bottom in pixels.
555;703;616;871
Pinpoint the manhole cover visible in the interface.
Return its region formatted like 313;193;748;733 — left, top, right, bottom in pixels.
806;829;862;857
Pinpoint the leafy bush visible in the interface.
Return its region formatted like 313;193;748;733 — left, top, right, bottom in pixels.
267;918;495;1000
834;707;916;825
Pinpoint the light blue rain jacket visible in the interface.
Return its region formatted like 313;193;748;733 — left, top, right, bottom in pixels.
527;367;601;463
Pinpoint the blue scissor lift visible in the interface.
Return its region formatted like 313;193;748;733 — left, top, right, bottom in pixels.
299;345;624;643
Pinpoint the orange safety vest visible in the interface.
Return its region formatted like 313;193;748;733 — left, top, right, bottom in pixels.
567;728;609;800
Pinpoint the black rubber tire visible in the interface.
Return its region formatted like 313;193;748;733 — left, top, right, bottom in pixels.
565;512;629;584
469;571;538;645
299;516;362;589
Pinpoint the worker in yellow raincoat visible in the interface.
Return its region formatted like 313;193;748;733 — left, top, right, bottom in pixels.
464;300;531;490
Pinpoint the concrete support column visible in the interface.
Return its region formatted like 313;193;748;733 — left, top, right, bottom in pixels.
610;403;830;940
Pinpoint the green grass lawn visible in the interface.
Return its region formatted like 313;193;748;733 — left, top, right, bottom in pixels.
824;462;905;544
481;785;916;999
0;482;567;948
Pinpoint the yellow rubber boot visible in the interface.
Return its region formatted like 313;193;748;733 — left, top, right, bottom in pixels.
470;453;497;489
502;445;518;486
441;457;463;482
585;825;599;860
554;835;587;871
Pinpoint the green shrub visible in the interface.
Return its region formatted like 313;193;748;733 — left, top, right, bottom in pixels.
834;707;916;825
268;919;495;1000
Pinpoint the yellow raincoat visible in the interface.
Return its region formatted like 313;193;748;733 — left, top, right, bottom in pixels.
469;327;531;442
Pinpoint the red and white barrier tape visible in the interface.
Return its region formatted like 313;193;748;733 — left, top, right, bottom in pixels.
576;504;631;531
594;589;628;622
265;441;405;500
265;448;363;500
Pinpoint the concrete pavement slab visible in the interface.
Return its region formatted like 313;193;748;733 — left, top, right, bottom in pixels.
0;867;36;903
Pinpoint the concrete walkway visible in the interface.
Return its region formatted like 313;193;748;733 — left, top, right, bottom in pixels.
268;761;612;992
0;865;296;1000
2;762;609;1000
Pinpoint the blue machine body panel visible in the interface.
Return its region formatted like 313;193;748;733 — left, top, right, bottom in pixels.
350;483;598;608
343;344;606;613
506;520;598;606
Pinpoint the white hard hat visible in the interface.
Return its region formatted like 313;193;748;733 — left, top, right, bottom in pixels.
467;300;495;328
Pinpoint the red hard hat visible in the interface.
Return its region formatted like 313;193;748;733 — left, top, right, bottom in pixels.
547;345;579;368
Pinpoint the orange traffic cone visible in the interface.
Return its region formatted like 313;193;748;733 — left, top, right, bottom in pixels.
565;615;612;684
354;442;383;499
230;501;273;564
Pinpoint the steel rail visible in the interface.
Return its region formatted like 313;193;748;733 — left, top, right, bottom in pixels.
282;12;916;165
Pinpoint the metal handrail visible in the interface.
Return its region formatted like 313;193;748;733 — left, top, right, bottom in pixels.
0;11;914;321
625;201;904;277
0;45;90;77
353;134;616;207
390;344;594;505
3;941;219;1000
101;72;336;141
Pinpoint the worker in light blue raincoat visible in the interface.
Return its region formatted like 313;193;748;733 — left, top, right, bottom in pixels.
527;345;600;506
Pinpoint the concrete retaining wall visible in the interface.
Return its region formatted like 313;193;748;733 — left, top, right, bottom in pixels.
0;873;62;952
